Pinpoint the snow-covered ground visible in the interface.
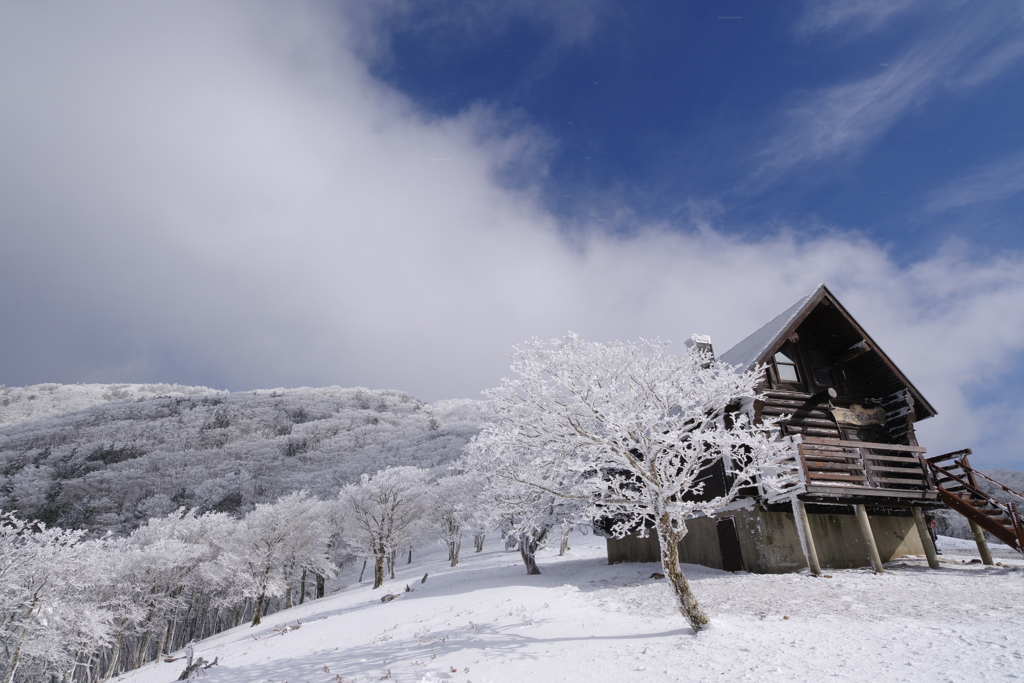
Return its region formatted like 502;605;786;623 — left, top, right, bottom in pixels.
118;533;1024;683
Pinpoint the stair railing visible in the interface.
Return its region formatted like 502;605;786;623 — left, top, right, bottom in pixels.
922;457;1007;510
961;466;1024;505
921;454;1024;552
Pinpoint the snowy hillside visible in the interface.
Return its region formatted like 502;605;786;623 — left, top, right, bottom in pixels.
0;386;486;533
0;383;215;427
980;468;1024;502
116;531;1024;683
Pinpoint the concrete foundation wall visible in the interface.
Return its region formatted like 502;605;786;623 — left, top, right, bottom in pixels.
607;506;926;574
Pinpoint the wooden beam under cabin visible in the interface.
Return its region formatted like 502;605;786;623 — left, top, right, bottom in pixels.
912;507;941;570
854;504;885;573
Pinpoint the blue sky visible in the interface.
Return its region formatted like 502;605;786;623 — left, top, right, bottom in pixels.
1;1;1023;468
373;1;1024;258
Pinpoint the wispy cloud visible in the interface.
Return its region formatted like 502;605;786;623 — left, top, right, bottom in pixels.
348;0;609;65
794;0;923;36
755;4;1024;186
925;150;1024;212
951;36;1024;88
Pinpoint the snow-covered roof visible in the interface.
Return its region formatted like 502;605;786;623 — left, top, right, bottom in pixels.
718;285;823;371
716;283;937;420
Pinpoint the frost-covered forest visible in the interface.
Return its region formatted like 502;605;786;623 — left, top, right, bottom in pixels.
0;384;215;427
0;464;501;683
0;385;486;533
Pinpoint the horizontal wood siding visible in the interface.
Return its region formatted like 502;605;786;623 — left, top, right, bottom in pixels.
762;390;842;440
606;534;660;564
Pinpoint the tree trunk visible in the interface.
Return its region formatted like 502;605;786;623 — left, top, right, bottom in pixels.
80;651;97;683
389;549;397;579
103;628;123;681
358;559;367;583
209;606;221;640
654;513;709;632
450;535;462;567
135;628;154;669
157;620;172;660
407;546;413;564
519;540;541;575
192;611;203;642
373;555;386;589
112;639;127;679
474;534;485;552
559;527;571;556
67;653;89;683
300;569;307;605
316;573;325;599
2;625;28;683
518;529;547;575
251;592;266;627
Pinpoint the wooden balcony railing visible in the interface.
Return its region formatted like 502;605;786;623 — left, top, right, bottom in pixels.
770;438;929;501
797;436;929;491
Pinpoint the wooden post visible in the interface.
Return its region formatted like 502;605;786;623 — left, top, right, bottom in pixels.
854;504;885;573
793;500;821;576
911;507;940;569
968;519;994;565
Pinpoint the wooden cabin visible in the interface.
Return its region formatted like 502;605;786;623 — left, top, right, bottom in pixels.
606;284;949;574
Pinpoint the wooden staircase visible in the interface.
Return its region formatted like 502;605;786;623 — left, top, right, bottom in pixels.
922;449;1024;553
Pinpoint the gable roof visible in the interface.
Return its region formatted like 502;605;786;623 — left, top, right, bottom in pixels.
718;287;819;373
718;284;937;420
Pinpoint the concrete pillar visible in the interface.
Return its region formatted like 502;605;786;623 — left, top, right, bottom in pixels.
968;519;994;565
854;504;885;573
793;500;821;576
911;507;940;569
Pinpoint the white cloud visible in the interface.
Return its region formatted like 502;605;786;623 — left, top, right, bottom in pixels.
1;3;1023;468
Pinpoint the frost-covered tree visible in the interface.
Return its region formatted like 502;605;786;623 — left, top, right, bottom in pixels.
425;474;486;567
339;467;427;588
219;492;335;626
470;462;589;575
462;334;794;632
118;509;237;662
0;514;112;683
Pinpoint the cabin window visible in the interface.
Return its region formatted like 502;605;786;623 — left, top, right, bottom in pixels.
773;348;800;383
808;349;835;387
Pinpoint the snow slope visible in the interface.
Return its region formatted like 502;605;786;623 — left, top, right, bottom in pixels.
116;532;1024;683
